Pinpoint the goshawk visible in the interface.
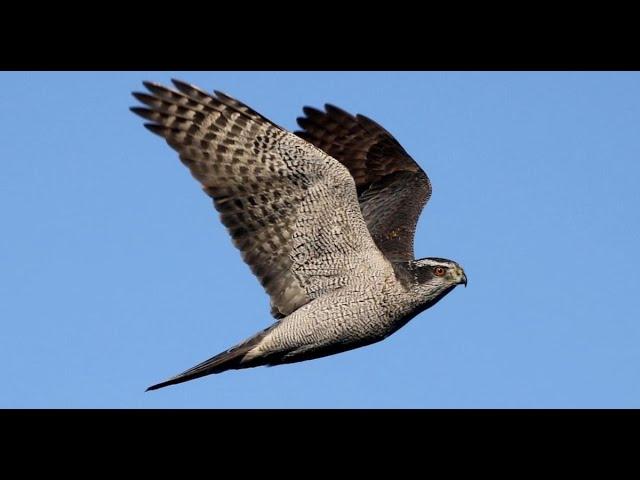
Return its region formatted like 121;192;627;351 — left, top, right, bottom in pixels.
131;80;467;391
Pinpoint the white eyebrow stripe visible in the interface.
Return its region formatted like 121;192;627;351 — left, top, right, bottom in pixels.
415;259;456;268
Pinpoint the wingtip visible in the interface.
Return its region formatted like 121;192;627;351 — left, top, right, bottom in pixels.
324;103;348;115
143;123;168;137
213;89;233;101
355;113;378;125
302;106;323;117
130;106;150;118
131;91;153;103
142;80;160;90
171;78;199;94
143;80;176;96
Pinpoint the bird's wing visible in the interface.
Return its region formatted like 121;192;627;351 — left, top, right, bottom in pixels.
131;80;389;319
295;105;431;262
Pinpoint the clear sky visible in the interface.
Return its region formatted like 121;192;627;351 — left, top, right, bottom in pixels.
2;72;639;408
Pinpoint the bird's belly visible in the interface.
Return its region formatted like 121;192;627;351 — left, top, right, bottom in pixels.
259;285;411;363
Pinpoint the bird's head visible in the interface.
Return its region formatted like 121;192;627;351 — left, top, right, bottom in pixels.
406;257;467;307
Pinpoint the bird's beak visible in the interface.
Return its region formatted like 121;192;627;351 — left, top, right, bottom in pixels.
455;267;467;288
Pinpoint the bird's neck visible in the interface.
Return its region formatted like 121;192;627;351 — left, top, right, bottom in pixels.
391;261;455;312
392;260;433;287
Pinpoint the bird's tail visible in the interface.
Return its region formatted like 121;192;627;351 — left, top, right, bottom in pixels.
146;327;272;391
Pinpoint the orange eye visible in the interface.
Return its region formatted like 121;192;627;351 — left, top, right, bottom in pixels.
434;266;446;277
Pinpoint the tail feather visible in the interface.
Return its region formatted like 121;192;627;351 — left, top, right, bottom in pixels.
146;329;270;391
145;348;245;391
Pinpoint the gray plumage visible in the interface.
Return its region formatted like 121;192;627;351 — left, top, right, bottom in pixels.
131;80;467;391
295;104;432;262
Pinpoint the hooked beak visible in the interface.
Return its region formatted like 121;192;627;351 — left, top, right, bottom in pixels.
455;268;467;288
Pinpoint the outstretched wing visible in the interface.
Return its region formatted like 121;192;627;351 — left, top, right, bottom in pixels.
295;105;431;262
131;80;388;319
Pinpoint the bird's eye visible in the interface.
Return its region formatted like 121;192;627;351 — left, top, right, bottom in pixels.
434;266;446;277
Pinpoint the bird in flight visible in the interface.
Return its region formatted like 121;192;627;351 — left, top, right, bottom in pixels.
131;80;467;391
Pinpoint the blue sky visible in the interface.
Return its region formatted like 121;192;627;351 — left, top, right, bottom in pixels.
1;72;639;408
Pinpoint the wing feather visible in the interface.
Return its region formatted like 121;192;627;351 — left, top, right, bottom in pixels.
295;105;431;262
131;80;388;319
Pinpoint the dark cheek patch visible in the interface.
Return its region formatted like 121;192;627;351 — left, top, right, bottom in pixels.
416;267;434;283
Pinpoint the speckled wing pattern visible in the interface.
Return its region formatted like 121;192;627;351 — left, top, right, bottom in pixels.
295;105;432;262
131;81;387;319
